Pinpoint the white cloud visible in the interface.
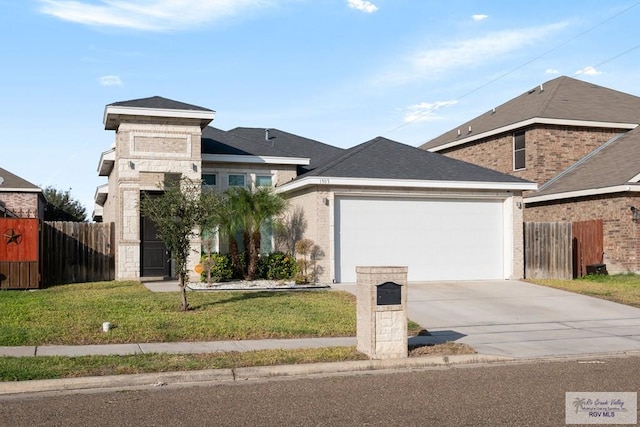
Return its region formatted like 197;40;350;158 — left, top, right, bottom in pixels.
545;68;559;75
403;100;458;123
575;66;602;76
38;0;279;31
347;0;378;13
472;14;488;21
99;75;123;86
377;22;567;86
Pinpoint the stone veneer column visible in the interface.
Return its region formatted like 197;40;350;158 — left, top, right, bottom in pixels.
356;266;408;359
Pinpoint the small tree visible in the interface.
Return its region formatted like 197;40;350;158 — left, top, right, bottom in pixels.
140;177;219;311
43;186;87;222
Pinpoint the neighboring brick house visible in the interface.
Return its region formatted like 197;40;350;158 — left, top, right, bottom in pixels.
421;76;640;275
0;167;45;219
95;96;535;283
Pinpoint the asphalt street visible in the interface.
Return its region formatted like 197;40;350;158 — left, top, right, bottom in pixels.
2;354;639;426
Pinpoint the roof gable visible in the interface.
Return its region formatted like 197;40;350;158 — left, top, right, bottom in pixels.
0;167;41;192
527;127;640;200
422;76;640;150
302;136;531;184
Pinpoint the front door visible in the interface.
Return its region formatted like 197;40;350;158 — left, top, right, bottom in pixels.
140;195;170;278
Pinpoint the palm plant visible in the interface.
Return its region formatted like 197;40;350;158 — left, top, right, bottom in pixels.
224;186;287;280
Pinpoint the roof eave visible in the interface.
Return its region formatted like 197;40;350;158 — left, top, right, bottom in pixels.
97;149;115;176
428;118;638;152
202;154;310;166
276;176;537;194
103;105;216;130
525;184;640;204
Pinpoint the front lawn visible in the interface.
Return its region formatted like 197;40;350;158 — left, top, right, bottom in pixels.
0;281;358;346
530;273;640;308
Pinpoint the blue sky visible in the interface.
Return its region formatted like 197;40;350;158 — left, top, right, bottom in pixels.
2;0;640;215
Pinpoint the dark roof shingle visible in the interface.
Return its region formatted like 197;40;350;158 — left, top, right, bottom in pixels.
108;96;213;112
0;167;41;191
302;137;532;183
422;76;640;150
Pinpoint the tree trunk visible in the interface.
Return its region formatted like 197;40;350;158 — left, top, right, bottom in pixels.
247;230;261;280
229;237;243;279
178;275;189;311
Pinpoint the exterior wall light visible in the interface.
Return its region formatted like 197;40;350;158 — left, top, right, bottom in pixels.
631;206;640;222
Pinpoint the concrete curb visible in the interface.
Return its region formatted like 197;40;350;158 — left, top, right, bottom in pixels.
0;354;511;396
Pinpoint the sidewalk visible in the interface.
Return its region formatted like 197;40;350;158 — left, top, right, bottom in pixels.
0;337;358;358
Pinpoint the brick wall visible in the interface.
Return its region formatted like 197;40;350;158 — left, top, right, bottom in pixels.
441;125;625;185
525;194;640;274
0;192;43;218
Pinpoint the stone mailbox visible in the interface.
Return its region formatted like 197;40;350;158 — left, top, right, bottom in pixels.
356;266;408;359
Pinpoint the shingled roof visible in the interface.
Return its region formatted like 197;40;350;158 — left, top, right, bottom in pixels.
527;128;640;202
107;96;213;112
228;128;345;173
0;167;41;192
298;136;532;184
422;76;640;151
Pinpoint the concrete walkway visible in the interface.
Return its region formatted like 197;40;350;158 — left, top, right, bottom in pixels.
0;337;357;358
335;280;640;359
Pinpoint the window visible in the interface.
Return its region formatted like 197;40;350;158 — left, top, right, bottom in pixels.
228;174;245;187
513;131;526;170
256;175;273;187
202;174;217;187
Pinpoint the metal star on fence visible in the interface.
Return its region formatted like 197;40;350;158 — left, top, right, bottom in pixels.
3;228;22;245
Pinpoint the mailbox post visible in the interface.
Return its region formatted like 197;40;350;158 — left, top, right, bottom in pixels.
356;266;408;359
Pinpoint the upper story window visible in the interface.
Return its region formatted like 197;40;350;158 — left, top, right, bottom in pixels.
255;175;273;188
513;131;526;170
228;174;246;187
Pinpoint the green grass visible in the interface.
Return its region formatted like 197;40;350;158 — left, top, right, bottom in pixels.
0;347;368;381
0;281;426;381
530;273;640;308
0;281;358;346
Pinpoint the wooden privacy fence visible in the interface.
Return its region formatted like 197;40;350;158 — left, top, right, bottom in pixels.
524;220;605;280
573;219;604;278
0;218;41;289
524;222;572;280
42;222;114;286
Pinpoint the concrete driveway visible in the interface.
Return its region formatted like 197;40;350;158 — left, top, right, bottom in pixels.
335;280;640;359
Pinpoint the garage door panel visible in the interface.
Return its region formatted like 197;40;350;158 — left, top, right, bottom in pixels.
335;197;504;282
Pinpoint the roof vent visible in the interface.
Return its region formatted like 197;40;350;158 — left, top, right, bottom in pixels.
265;128;270;141
491;107;496;114
457;129;461;136
539;84;544;92
468;125;472;133
0;176;3;186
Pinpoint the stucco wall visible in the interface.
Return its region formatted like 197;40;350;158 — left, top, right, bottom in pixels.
525;194;640;274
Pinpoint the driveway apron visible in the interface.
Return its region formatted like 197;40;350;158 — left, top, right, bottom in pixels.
334;280;640;359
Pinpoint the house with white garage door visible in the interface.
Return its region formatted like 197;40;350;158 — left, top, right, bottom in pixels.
95;96;536;283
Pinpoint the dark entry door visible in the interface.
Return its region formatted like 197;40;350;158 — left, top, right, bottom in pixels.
140;195;170;278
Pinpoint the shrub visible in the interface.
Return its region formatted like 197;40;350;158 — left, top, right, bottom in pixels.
258;252;297;280
200;253;234;283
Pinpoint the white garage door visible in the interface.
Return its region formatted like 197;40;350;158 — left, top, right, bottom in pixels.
335;197;505;282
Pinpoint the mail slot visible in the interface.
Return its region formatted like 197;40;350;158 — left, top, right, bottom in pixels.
377;281;401;305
